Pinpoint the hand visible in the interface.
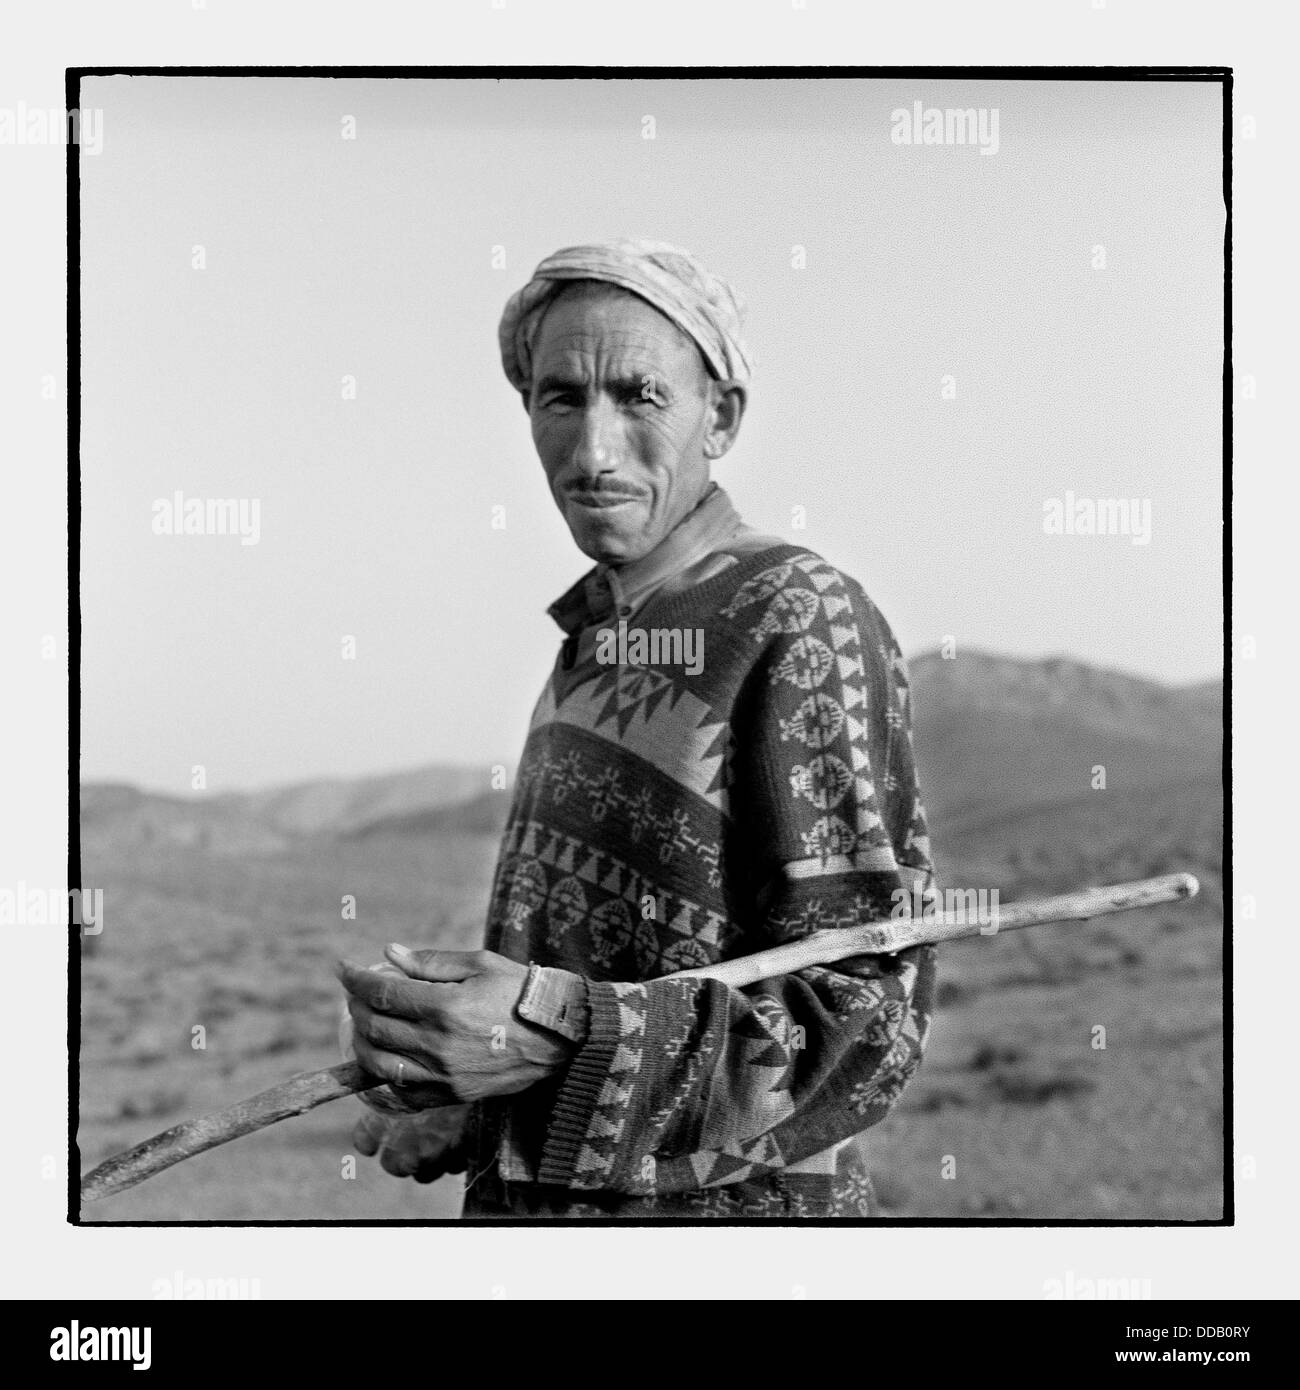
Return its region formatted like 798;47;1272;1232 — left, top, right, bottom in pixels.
335;946;579;1106
352;1104;471;1183
339;960;431;1114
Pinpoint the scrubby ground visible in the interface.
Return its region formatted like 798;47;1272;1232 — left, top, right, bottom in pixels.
79;777;1222;1222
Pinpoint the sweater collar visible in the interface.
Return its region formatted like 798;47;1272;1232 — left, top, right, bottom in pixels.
548;484;743;635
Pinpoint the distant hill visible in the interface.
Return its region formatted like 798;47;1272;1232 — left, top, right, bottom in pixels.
79;764;493;857
906;649;1221;834
80;782;293;857
235;765;490;837
346;789;510;840
80;651;1222;854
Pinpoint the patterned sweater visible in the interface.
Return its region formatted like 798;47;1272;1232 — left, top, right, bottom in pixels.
463;542;938;1218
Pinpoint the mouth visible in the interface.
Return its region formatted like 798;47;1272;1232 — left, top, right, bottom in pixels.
565;493;642;512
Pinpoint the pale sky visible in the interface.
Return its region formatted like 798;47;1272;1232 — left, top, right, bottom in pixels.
78;75;1224;793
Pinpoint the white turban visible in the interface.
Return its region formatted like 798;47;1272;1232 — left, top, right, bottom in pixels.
498;238;754;394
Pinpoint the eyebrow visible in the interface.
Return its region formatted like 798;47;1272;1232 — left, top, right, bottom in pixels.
533;373;669;398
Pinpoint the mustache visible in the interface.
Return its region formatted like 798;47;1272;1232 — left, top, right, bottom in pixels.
563;483;646;502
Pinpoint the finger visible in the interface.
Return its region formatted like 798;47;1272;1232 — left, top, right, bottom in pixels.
410;1132;466;1183
352;1111;387;1157
383;1117;462;1178
385;944;485;984
350;1034;440;1089
379;1132;421;1178
385;1082;451;1113
359;1085;421;1116
335;959;435;1020
347;998;436;1056
433;1136;470;1177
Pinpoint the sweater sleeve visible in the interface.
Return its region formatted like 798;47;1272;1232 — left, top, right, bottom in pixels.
535;556;939;1195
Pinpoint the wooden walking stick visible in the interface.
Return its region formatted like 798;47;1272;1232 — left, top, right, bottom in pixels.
79;871;1198;1205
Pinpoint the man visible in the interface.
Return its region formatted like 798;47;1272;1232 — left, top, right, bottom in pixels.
337;239;938;1217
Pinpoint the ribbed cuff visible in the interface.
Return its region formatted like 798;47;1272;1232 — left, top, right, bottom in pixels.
536;981;628;1188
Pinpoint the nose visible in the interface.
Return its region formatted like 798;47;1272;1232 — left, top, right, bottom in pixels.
570;398;622;479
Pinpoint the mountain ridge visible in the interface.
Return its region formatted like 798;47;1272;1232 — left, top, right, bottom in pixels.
80;649;1222;854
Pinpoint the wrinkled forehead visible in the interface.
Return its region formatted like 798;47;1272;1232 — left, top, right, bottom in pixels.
530;281;710;383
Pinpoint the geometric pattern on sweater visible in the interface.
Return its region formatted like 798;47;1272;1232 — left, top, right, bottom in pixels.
463;1136;882;1219
511;747;726;889
464;542;939;1218
492;819;734;978
528;666;731;811
721;550;924;873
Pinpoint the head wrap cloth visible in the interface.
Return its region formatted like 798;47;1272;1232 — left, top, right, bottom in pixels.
498;238;754;395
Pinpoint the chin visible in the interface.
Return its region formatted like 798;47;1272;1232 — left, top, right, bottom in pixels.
568;519;645;565
576;534;636;565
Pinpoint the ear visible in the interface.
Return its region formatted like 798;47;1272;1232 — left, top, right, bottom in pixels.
702;381;747;461
519;388;533;415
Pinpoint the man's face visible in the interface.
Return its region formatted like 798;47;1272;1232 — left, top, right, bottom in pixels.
526;284;717;565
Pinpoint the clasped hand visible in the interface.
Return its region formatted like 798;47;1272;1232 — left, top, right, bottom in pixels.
335;945;575;1108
